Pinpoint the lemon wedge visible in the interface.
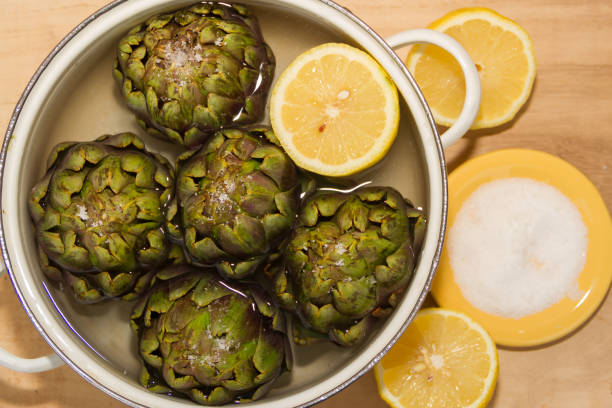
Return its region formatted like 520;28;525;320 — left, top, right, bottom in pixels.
269;43;399;176
406;7;536;128
374;308;498;408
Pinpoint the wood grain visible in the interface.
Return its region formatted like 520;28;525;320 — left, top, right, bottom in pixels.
1;0;611;407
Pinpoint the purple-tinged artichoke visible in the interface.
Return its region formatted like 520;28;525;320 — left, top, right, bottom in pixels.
175;127;300;279
113;2;275;148
273;186;425;346
28;133;177;303
131;265;290;405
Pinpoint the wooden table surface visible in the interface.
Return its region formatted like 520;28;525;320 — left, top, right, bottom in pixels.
1;0;611;407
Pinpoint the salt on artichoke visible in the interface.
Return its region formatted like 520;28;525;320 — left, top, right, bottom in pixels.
131;265;290;405
176;127;300;279
113;2;275;148
273;186;425;346
28;133;177;303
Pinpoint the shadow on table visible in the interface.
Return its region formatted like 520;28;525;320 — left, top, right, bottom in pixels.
0;365;123;407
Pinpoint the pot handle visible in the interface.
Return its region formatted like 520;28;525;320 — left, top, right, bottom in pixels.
0;264;64;372
386;29;481;148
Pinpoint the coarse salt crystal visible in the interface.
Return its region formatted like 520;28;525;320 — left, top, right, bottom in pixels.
76;205;88;221
447;177;587;319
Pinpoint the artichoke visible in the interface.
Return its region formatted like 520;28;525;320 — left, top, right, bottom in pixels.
131;265;289;405
113;2;275;148
273;186;425;346
176;127;300;279
28;133;177;303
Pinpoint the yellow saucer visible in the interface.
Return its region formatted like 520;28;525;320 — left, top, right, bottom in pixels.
432;149;612;347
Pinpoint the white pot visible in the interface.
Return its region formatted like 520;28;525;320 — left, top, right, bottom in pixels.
0;0;480;406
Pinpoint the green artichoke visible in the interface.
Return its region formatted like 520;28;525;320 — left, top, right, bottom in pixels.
131;265;289;405
273;186;425;346
176;127;300;279
28;133;177;303
113;2;275;148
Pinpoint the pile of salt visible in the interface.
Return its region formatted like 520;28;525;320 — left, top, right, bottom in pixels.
447;177;588;319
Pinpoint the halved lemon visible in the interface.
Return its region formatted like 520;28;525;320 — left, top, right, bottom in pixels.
374;308;498;408
269;43;399;176
406;7;536;128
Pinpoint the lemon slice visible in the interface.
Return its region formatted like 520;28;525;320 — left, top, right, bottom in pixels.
269;43;399;176
374;308;498;408
406;7;536;128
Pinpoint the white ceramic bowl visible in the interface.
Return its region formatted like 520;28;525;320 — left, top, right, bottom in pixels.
0;0;480;406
